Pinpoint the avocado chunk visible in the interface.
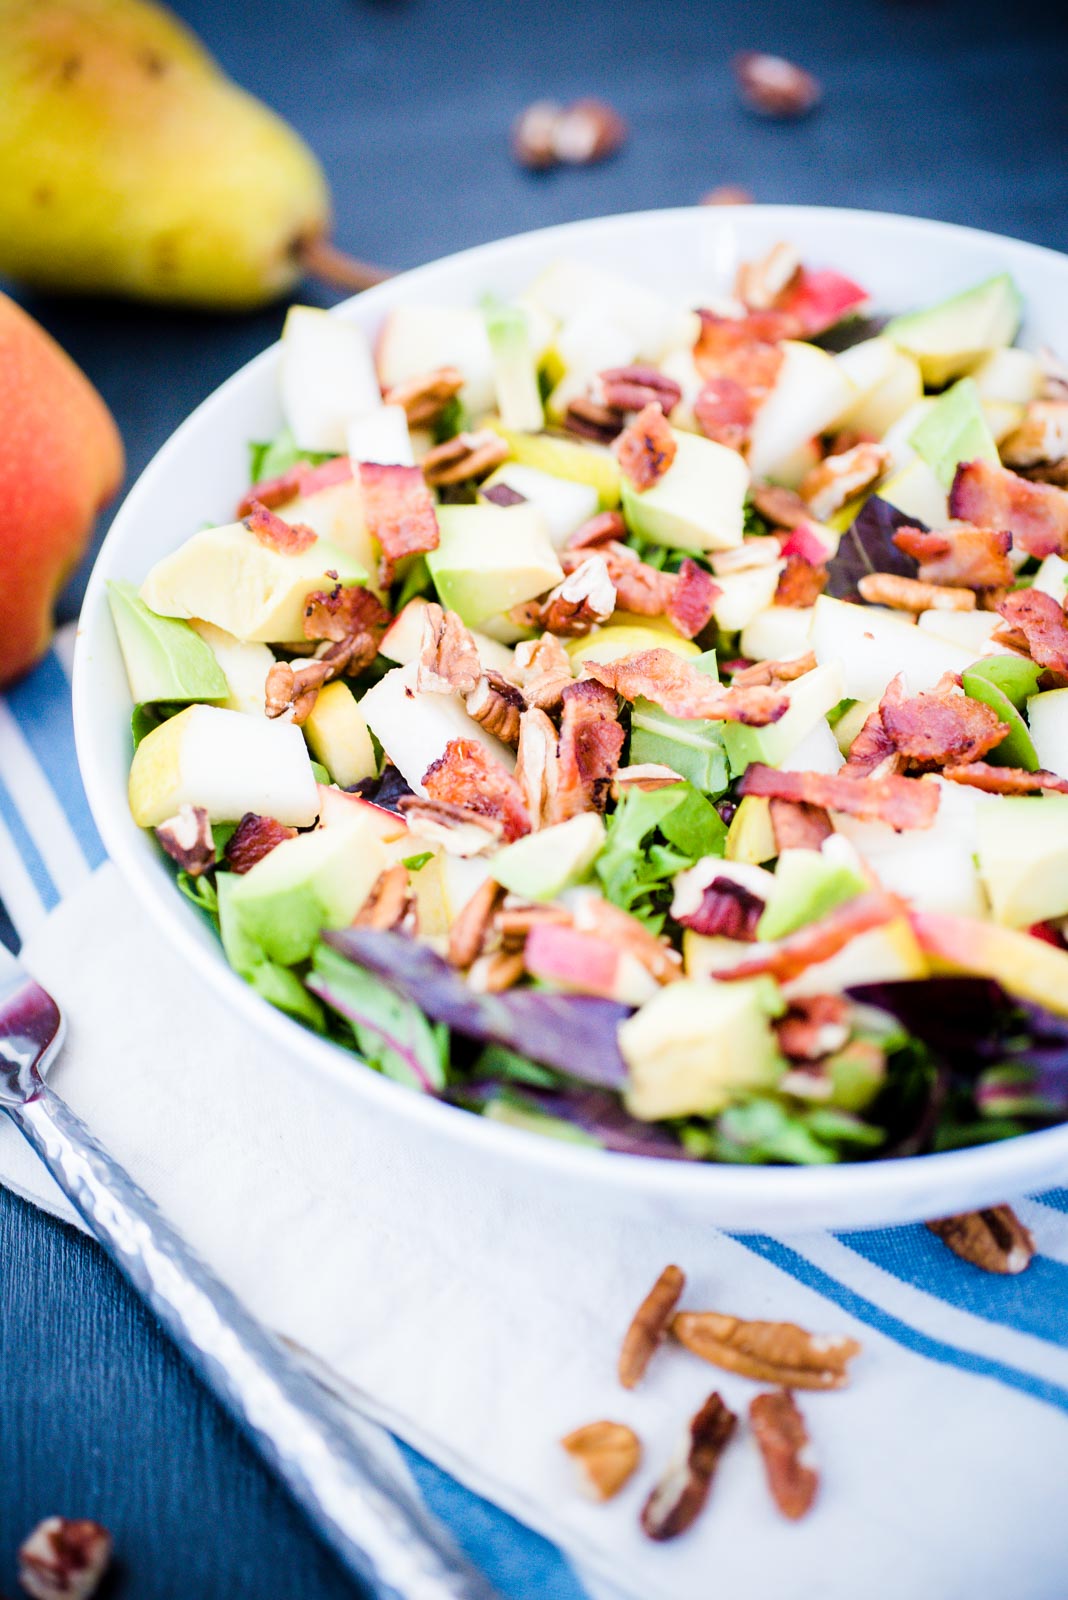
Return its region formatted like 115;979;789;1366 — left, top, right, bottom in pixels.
140;521;368;642
216;873;325;1028
883;273;1022;388
227;819;389;967
622;427;749;553
909;378;999;489
490;812;605;901
963;658;1043;770
757;847;867;942
426;503;563;629
719;662;845;774
975;793;1068;926
484;300;543;432
108;581;228;707
620;977;785;1120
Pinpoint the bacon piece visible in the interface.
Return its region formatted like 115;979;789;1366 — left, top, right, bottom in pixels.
666;559;720;639
423;739;531;841
566;510;627;550
731;651;817;689
551;679;625;820
237;455;353;516
585;648;788;725
358;462;440;584
996;589;1068;675
225;813;297;874
676;877;766;940
693;311;793;400
769;798;833;851
842;704;902;778
950;459;1068;559
878;675;1007;768
614;402;677;491
776;993;850;1060
941;762;1068;796
573;541;674;617
242;499;317;554
694;376;755;451
738;764;939;830
892;521;1014;592
775;555;828;608
302;583;392;676
713;892;901;983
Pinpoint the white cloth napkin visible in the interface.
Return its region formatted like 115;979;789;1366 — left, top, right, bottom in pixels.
6;862;1068;1600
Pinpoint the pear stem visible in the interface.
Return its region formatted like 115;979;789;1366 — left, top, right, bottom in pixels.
298;236;394;294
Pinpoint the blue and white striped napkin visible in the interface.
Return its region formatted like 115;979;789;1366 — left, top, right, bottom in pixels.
3;629;1068;1600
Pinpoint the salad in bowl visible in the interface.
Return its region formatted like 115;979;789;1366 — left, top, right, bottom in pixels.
104;217;1068;1173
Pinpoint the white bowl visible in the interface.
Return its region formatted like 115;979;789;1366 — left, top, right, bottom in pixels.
73;204;1068;1231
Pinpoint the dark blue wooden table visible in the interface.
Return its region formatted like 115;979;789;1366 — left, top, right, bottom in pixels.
3;0;1067;1592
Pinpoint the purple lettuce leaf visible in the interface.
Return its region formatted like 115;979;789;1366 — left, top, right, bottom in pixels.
456;1081;695;1159
825;496;922;601
349;765;415;813
323;927;630;1087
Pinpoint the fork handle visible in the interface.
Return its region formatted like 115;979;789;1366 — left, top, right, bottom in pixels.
11;1082;498;1600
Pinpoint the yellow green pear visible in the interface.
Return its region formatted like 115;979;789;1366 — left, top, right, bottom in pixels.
0;0;335;307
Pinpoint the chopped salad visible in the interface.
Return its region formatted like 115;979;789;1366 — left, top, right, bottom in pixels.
110;237;1068;1166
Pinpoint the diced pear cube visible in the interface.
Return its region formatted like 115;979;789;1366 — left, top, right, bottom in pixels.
129;704;319;828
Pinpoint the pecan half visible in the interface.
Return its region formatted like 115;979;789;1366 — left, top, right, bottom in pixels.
398;796;504;857
466;947;526;993
730;650;817;688
18;1517;112;1600
800;442;890;520
465;671;526;746
750;1390;819;1520
383;366;465;429
640;1392;737;1541
514;706;560;828
352;863;412;931
155;804;214;875
416;603;482;695
564;394;623;444
513;555;616;636
735;241;802;313
561;1421;641;1502
596;365;683;416
265;656;334;724
671;1311;861;1389
857;571;976;613
618;1264;686;1389
422;430;509;487
927;1205;1035;1274
701;184;754;207
733;52;822;118
512;634;574;712
225;813;298;874
447;875;503;969
750;483;810;529
1001;401;1068;470
612;762;685;794
511;99;564;168
553;98;628;165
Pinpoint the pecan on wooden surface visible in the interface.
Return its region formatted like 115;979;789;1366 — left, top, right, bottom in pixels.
672;1310;861;1389
927;1205;1035;1274
618;1264;686;1389
640;1391;737;1541
18;1517;112;1600
561;1420;642;1501
750;1390;819;1520
733;52;822;118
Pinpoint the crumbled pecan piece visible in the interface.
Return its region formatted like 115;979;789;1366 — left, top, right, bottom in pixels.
799;442;890;521
1001;401;1068;470
750;483;810;529
552;679;625;820
398;796;504;857
553;98;628;165
857;571;976;613
18;1517;112;1600
733;52;822;118
893;521;1014;592
586;648;788;725
564;395;622;444
561;1421;642;1502
618;1264;686;1389
640;1392;737;1542
775;555;828;608
735;241;802;313
242;498;317;553
465;671;526;746
738;763;939;829
694;375;755;451
566;510;627;550
596;364;683;416
612;762;685;794
927;1205;1035;1274
750;1391;819;1521
225;813;297;874
769;798;833;852
571;540;675;619
423;738;531;841
512;634;573;712
700;184;754;206
672;1311;861;1389
513;555;616;636
712;537;783;576
466;947;526;993
155;804;214;875
776;995;850;1061
515;707;560;827
613;402;677;491
352;863;412;932
730;650;817;688
422;430;510;487
383;365;465;428
447;876;503;969
264;656;333;724
415;603;482;695
304;583;391;650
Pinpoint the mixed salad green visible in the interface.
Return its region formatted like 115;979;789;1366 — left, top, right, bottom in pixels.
109;240;1068;1165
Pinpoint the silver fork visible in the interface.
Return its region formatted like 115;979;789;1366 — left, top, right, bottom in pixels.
0;946;499;1600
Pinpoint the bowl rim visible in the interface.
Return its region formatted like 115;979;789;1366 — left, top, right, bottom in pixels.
72;202;1068;1224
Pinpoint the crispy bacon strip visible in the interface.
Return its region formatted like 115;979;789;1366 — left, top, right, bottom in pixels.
302;583;392;676
950;459;1068;559
775;556;828;608
769;798;833;851
225;814;297;874
892;521;1014;592
551;680;625;820
359;462;440;584
666;559;720;639
694;376;755;452
693;311;793;400
941;762;1068;796
423;739;531;841
585;649;788;725
237;456;353;516
738;764;939;830
242;499;317;554
842;704;902;778
613;402;677;491
730;651;817;689
996;589;1068;675
713;892;902;983
879;675;1008;768
566;510;627;550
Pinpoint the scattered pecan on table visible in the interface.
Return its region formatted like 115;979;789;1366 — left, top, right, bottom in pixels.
733;52;822;118
618;1265;687;1389
672;1310;861;1390
561;1421;642;1501
17;1517;112;1600
927;1206;1035;1275
640;1392;738;1541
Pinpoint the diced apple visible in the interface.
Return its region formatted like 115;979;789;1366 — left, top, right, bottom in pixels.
479;463;599;550
189;620;273;717
129;704;319;828
916;609;1001;653
525;259;699;361
375;304;495;416
491;813;605;901
785;918;928;997
280;306;381;453
740;605;815;662
347;405;414;467
971;347;1043;405
746;342;856;483
811;595;972;701
909;911;1068;1016
523;922;659;1005
879;459;949;527
832;338;899;421
720;661;846;772
975;793;1068;926
359;662;514;795
316;784;409;843
711;562;785;632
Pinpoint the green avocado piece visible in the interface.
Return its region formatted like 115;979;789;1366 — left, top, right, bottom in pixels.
757;848;867;943
490;812;605;901
108;581;228;707
883;273;1023;388
629;703;729;794
426;503;563;628
226;822;387;967
621;429;749;553
908;378;999;489
962;658;1043;770
976;793;1068;925
217;874;325;1028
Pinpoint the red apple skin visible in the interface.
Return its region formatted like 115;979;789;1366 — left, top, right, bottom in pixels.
0;292;124;686
524;922;627;1000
